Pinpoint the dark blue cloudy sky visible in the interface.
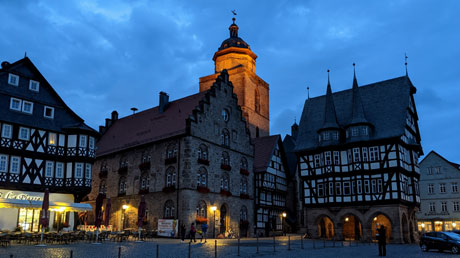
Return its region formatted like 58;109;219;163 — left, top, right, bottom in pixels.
1;0;459;163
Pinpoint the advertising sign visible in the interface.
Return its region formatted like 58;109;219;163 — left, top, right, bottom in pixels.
157;219;178;238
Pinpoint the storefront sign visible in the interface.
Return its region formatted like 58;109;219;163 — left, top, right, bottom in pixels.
0;190;42;201
157;219;178;238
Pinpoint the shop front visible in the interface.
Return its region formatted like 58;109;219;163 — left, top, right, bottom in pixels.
0;189;92;232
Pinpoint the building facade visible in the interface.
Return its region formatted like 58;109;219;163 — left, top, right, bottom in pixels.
295;71;422;243
199;18;270;138
417;151;460;232
253;135;289;236
88;71;255;237
0;57;96;231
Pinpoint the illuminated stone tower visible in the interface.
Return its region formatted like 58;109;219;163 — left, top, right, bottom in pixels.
199;18;269;138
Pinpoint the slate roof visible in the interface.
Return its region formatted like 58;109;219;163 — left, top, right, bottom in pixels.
96;91;207;157
320;77;340;130
253;135;280;173
295;76;416;152
218;21;250;51
0;57;97;134
348;72;370;126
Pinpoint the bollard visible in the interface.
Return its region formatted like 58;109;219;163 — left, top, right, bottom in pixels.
300;234;304;249
273;235;276;252
118;247;121;258
156;244;159;258
215;240;217;258
256;235;259;253
288;235;291;250
237;237;240;256
70;250;73;258
188;241;191;258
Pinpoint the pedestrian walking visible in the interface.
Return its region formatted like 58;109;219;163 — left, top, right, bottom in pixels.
377;225;386;256
181;224;186;242
201;222;208;243
190;223;197;243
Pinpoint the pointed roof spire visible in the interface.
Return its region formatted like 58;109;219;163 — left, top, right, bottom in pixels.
349;63;370;125
405;53;408;77
320;69;340;130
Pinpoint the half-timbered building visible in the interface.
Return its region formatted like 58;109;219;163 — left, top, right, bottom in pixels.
295;70;422;243
0;57;96;231
253;135;289;236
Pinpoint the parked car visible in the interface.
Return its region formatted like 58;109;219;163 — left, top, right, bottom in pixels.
420;232;460;254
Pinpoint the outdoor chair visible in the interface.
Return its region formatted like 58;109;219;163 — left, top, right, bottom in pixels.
0;233;11;247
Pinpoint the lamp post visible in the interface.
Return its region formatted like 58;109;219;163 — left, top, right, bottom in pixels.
211;206;217;238
282;212;287;236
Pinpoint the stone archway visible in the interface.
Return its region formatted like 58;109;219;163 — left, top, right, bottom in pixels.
401;213;409;243
220;204;229;234
343;214;362;240
371;214;392;243
316;216;335;239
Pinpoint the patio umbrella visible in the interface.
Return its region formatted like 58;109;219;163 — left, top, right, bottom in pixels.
137;195;146;241
104;198;111;229
94;193;104;243
37;188;49;246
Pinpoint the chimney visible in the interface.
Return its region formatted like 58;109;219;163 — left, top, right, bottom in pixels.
99;125;106;134
111;110;118;120
291;123;299;140
105;118;112;128
159;92;169;113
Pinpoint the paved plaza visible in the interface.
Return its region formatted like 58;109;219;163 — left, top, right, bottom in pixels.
0;236;454;258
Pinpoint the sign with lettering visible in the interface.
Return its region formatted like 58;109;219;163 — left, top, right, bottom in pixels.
157;219;178;238
0;190;43;201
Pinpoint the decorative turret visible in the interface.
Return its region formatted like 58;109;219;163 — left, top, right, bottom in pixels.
318;70;341;144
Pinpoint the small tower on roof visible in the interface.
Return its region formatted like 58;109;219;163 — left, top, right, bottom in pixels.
318;70;341;145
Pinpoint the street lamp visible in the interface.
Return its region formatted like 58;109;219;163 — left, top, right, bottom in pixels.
282;212;287;236
122;205;129;230
211;206;217;238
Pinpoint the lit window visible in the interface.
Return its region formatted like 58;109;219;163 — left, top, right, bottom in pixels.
222;109;229;121
79;135;87;148
10;156;20;174
1;124;12;139
45;161;54;177
8;74;19;86
75;163;83;178
22;101;33;114
0;154;8;172
44;106;54;119
29;80;40;92
85;164;92;178
10;98;22;111
48;133;56;145
18;127;30;140
56;162;64;178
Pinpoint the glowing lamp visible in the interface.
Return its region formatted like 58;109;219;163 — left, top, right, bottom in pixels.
374;217;377;221
211;206;217;212
122;205;129;210
345;217;349;222
421;223;425;228
453;223;457;227
282;212;287;218
58;207;66;212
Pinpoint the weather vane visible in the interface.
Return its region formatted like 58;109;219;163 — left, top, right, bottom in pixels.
307;86;310;99
405;53;408;76
231;10;237;22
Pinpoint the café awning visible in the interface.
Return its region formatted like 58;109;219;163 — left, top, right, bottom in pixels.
0;198;92;212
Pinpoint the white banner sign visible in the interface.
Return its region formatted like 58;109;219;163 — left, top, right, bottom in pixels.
157;219;178;238
0;190;42;201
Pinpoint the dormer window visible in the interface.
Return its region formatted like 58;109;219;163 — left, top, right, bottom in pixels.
29;80;40;92
351;127;359;137
8;74;19;86
361;126;368;136
332;131;339;140
323;132;330;141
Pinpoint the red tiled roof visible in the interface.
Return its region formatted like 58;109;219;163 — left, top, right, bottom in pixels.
253;135;280;173
96;91;207;157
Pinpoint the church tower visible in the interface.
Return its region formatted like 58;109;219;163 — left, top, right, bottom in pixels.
199;18;269;138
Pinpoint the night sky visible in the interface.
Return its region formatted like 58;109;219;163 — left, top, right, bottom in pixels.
1;1;458;163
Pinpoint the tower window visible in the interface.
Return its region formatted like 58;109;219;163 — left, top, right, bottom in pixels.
222;109;229;121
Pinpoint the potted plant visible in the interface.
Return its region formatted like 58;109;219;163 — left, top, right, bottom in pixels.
197;186;210;193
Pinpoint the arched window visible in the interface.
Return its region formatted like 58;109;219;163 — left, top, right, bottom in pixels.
255;89;260;113
197;167;207;187
221;129;230;146
140;173;150;190
196;200;207;218
165;167;176;187
141;151;151;163
99;179;107;194
164;200;175;219
119;176;127;194
240;157;248;170
240;178;248;194
198;144;208;160
221;152;230;166
166;143;177;159
221;109;230;122
240;206;248;221
220;173;230;191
